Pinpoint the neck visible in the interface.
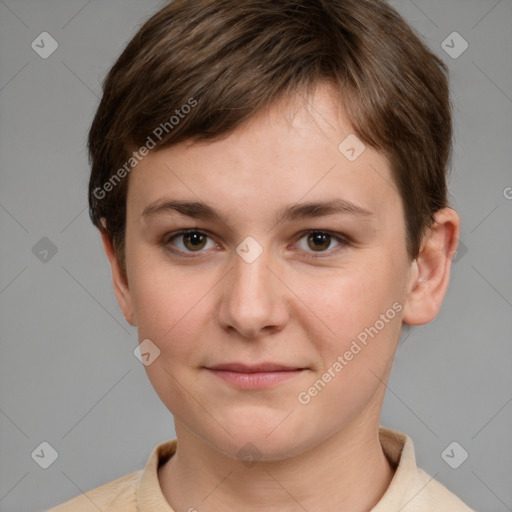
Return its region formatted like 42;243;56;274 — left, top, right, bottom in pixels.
158;415;395;512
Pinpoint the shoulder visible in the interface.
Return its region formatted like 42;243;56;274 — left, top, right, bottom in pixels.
375;427;476;511
46;439;177;512
409;467;476;511
47;469;142;512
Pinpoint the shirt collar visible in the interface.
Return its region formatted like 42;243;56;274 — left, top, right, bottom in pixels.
136;426;414;511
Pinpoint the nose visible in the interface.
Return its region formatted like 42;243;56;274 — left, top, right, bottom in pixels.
216;244;290;339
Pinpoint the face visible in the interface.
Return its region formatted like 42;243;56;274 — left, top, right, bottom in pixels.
112;84;421;460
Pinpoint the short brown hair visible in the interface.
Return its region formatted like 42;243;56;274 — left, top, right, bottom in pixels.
88;0;452;272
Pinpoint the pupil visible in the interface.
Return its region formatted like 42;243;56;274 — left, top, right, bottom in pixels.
186;232;206;250
309;232;330;251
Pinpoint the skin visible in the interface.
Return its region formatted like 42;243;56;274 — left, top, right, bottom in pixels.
101;83;460;512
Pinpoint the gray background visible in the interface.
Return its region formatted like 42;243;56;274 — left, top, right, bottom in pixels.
0;0;511;510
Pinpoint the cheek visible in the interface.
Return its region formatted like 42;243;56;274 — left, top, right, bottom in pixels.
129;265;214;415
295;263;404;355
292;264;405;415
296;276;403;426
129;262;215;361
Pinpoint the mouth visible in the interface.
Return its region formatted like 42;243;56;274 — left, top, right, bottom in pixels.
204;362;307;389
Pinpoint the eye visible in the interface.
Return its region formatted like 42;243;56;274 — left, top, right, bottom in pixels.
294;230;349;256
163;229;349;258
165;229;218;255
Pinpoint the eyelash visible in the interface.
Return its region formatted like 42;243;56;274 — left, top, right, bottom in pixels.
163;229;350;259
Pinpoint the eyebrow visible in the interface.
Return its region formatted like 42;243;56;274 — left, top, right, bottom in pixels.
141;198;375;225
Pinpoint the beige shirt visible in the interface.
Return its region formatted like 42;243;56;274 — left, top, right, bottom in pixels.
48;427;475;511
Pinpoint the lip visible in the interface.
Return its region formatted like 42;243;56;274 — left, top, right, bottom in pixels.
205;362;307;389
208;362;302;373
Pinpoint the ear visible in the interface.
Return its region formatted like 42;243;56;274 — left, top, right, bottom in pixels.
402;208;461;326
99;222;136;326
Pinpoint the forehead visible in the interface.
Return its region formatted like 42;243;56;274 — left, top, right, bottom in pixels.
127;85;401;227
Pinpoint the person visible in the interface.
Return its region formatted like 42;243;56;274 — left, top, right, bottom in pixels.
49;0;476;510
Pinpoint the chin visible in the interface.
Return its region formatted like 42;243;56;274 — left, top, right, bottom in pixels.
201;412;320;462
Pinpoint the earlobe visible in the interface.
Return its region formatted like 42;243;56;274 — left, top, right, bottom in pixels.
402;208;461;326
99;225;136;326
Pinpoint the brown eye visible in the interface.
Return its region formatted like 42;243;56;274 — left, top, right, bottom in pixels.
166;230;216;254
182;232;207;251
295;230;349;257
306;232;333;251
